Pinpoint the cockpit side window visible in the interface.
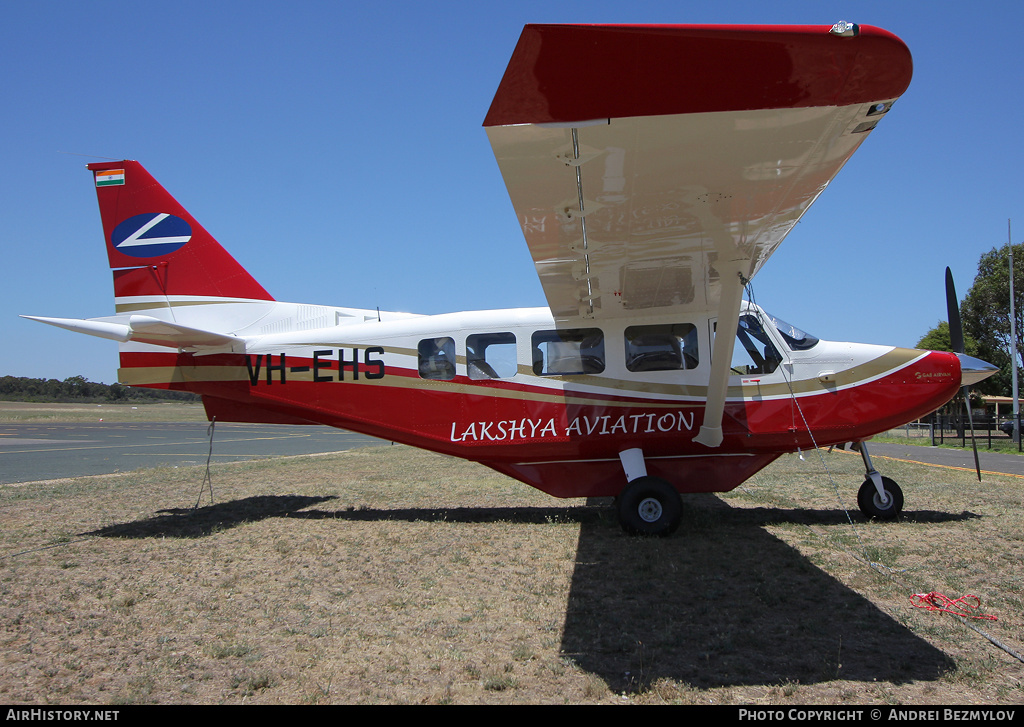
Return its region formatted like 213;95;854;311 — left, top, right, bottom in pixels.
731;315;783;375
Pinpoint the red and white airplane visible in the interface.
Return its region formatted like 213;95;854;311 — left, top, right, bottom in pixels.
25;23;996;535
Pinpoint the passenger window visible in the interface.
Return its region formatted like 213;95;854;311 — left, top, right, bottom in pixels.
532;329;604;376
466;333;517;379
624;323;698;372
731;315;782;375
417;337;455;380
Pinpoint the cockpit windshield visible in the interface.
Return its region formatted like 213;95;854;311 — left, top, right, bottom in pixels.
766;313;819;351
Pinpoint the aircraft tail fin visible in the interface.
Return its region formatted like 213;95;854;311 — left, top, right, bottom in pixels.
87;160;273;301
26;161;379;401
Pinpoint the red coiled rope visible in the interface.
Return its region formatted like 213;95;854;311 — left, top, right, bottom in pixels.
911;592;997;621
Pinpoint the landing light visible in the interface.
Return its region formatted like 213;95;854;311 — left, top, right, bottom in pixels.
830;21;859;37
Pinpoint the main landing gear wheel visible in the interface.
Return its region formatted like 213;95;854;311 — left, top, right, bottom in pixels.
617;476;682;537
857;477;904;520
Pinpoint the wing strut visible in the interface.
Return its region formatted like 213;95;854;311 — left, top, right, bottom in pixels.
693;261;748;448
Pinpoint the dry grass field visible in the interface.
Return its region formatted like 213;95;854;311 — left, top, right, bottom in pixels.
0;401;208;423
1;425;1023;704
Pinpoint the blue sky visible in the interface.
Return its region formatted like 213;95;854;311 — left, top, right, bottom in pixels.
3;1;1022;384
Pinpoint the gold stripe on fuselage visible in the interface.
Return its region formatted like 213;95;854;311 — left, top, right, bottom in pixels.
118;347;925;410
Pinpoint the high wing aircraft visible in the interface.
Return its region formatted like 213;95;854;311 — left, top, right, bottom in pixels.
25;23;997;535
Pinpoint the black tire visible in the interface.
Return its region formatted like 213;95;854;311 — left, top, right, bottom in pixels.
617;476;682;537
857;477;904;520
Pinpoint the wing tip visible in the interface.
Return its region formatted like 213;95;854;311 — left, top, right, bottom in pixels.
485;23;912;127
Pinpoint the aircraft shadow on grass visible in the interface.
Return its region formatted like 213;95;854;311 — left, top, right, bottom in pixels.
84;492;967;689
83;491;980;540
560;494;959;691
83;494;339;539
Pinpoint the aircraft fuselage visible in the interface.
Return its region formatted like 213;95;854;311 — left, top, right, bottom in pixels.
117;301;960;498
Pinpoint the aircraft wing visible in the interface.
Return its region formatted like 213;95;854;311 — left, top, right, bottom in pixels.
485;23;913;322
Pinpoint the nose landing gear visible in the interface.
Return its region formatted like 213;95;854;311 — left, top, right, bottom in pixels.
854;442;904;520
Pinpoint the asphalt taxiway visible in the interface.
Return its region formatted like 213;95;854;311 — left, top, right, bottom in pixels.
0;421;386;484
3;422;1022;486
848;441;1024;479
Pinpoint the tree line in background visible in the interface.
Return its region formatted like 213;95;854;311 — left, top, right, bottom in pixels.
0;375;199;403
917;242;1024;397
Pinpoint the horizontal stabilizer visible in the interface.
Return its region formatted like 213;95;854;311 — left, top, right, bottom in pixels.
21;315;244;353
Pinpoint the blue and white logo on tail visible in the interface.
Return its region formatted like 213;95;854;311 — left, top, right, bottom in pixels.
111;213;192;258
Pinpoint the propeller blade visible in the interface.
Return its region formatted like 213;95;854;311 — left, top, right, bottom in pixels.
945;266;965;354
945;268;981;480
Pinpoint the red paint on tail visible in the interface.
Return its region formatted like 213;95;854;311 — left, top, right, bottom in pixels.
87;160;273;301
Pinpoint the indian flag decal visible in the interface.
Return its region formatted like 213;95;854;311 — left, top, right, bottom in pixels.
95;169;125;187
